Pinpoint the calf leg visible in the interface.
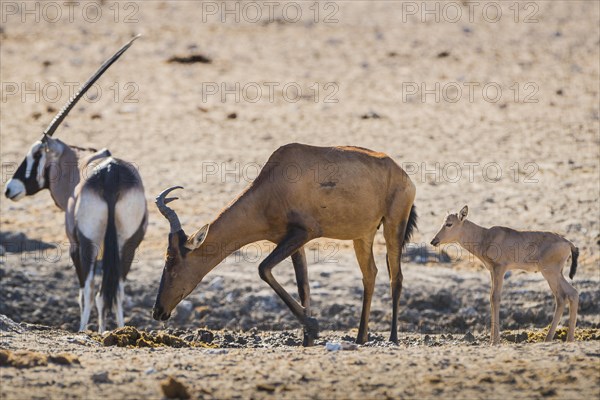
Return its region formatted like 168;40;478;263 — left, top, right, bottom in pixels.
489;266;506;345
542;271;565;342
259;227;316;345
291;247;313;346
559;276;578;341
353;235;377;344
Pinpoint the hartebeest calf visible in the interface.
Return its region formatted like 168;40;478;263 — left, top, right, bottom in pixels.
152;144;417;346
430;206;579;344
4;37;147;332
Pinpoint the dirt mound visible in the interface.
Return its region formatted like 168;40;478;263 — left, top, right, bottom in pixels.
160;376;191;399
0;349;79;368
91;326;214;348
502;328;600;343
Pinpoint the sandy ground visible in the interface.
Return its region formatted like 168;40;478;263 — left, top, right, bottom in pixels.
1;1;599;399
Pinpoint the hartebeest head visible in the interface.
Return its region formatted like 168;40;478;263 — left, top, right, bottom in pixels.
430;205;469;246
4;35;140;204
153;186;211;321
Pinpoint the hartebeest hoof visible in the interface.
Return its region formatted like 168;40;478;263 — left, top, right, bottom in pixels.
356;331;368;345
302;317;319;347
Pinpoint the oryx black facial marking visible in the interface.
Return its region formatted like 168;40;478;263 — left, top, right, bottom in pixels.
4;142;50;200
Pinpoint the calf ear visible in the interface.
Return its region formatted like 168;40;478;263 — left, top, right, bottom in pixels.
184;224;210;250
459;205;469;221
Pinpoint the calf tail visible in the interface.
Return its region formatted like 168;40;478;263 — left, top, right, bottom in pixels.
569;244;579;280
101;191;120;312
402;205;418;250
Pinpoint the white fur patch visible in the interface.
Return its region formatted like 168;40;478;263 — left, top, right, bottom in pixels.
115;188;147;249
75;191;108;244
5;179;25;201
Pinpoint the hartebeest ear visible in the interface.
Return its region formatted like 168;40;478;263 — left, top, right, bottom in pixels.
458;205;469;221
184;224;210;250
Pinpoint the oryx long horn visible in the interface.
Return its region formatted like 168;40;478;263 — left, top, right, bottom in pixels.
42;34;141;138
155;186;184;233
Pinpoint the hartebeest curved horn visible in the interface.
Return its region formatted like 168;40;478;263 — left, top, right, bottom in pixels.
155;186;184;233
42;35;141;140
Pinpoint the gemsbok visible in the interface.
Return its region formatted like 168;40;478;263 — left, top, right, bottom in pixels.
4;36;147;332
430;206;579;344
152;144;417;346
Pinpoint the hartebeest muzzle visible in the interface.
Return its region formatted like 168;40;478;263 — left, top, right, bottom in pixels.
152;306;171;321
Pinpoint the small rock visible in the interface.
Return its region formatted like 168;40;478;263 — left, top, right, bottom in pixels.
227;112;237;119
174;300;193;323
208;276;224;290
256;383;276;392
206;349;228;355
160;376;191;399
145;367;156;375
463;331;476;343
91;371;111;384
340;342;358;351
325;342;342;351
459;307;478;318
360;111;381;119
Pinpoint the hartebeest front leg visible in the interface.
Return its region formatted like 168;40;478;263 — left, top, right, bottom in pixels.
353;235;377;344
291;247;313;346
258;227;318;346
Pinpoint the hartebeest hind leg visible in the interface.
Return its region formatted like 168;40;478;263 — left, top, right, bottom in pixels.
258;227;318;346
291;247;313;346
353;235;378;344
383;221;406;344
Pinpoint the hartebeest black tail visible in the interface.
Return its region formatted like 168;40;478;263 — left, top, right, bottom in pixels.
402;205;418;249
569;245;579;280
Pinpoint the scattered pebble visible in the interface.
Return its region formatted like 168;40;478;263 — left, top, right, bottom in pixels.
160;376;191;399
256;383;276;392
167;54;212;64
463;332;476;343
360;111;381;119
91;371;111;384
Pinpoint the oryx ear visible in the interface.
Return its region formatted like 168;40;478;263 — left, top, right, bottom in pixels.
45;137;64;156
184;224;210;250
459;205;469;221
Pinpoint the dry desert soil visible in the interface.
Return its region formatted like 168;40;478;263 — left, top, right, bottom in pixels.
1;1;599;399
